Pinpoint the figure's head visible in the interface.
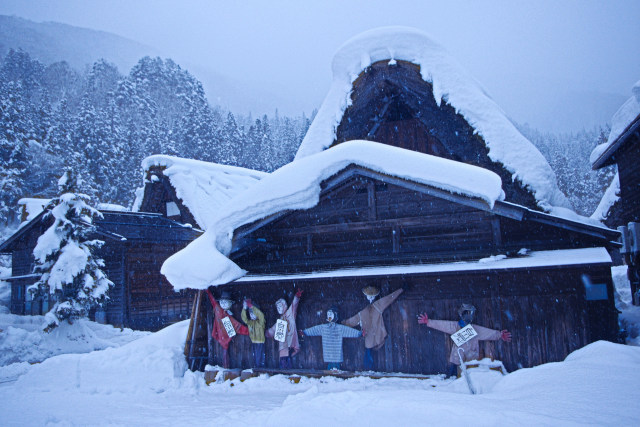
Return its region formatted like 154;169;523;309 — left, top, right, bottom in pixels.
275;298;287;314
362;286;380;304
220;291;234;311
458;303;476;325
326;307;338;323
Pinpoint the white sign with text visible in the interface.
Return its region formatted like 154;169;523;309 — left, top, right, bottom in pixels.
221;316;236;338
274;319;288;343
451;324;478;347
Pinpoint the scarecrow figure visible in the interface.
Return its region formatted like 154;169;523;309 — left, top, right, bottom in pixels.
342;286;404;370
418;303;512;377
266;288;303;369
241;297;266;368
300;307;361;370
205;289;249;369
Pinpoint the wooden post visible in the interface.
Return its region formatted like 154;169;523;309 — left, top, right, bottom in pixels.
183;293;198;358
187;290;203;370
367;181;377;221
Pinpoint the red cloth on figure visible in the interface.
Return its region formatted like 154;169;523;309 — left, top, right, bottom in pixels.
206;290;248;350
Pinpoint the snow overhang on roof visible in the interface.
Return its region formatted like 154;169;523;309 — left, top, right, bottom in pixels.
161;140;505;290
295;26;570;211
17;198;51;222
591;80;640;169
134;155;268;230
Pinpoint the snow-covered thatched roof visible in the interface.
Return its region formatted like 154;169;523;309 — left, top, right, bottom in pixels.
591;80;640;169
161;140;505;290
134;155;268;231
295;26;569;211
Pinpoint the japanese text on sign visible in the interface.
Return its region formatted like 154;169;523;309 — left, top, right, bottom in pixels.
451;324;478;347
274;319;288;342
221;316;236;338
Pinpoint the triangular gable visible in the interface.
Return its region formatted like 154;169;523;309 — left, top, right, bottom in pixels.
134;155;267;230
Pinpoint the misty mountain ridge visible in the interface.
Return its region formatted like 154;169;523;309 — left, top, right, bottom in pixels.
0;15;306;117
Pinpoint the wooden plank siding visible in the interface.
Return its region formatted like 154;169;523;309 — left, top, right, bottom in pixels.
233;174;608;273
100;245;127;327
616;135;640;224
192;167;622;374
199;262;616;374
125;244;195;331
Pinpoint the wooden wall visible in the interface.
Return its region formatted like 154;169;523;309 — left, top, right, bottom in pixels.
5;220;195;331
125;244;194;331
195;262;617;374
616;135;640;224
234;174;608;274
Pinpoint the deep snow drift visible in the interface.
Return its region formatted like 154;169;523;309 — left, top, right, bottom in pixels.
0;314;148;367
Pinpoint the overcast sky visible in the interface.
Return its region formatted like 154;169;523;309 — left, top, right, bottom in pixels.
1;0;638;131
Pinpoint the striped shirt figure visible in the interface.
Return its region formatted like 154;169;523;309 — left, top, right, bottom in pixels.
302;307;361;370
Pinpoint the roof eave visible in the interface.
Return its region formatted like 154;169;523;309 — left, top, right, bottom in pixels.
592;114;640;170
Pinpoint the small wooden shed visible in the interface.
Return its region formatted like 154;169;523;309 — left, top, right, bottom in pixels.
0;210;201;331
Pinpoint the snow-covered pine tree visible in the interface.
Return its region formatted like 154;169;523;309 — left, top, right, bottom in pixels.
30;169;113;331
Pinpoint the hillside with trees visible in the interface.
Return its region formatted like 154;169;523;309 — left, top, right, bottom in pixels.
0;50;312;230
0;47;617;236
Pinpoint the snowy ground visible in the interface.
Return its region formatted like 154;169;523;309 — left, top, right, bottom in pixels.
0;269;639;426
0;314;148;367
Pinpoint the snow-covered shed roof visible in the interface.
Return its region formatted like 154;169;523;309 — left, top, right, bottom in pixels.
161;140;508;290
0;210;199;254
591;80;640;169
295;26;569;211
134;155;267;230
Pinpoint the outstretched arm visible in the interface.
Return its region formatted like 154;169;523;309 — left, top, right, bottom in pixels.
342;312;361;328
375;288;404;312
417;312;458;334
338;324;362;338
302;324;324;337
291;289;303;317
474;324;503;341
